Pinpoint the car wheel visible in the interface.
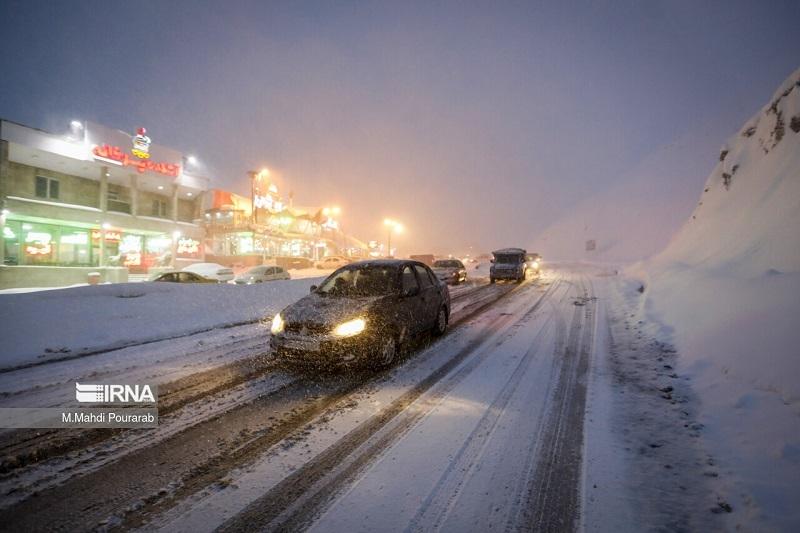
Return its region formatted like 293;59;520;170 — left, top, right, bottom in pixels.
377;335;397;367
433;306;448;336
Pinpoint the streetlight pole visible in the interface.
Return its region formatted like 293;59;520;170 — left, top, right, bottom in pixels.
383;218;403;258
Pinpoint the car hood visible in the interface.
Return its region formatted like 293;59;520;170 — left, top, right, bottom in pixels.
281;293;387;328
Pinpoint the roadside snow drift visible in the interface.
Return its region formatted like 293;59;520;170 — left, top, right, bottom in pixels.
0;279;318;371
633;68;800;529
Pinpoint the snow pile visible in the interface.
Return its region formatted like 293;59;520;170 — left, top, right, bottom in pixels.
633;68;800;528
0;279;319;371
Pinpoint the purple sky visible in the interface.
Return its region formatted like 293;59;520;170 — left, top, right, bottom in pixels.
1;1;798;257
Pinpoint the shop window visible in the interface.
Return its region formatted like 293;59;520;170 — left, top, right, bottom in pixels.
22;222;56;265
152;200;167;217
59;230;90;265
3;220;21;265
35;176;59;199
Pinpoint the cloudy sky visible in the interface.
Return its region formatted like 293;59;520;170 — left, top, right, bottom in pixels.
1;1;798;257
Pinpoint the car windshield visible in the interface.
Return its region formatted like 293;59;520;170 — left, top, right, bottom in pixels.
245;267;265;275
316;265;398;297
434;260;461;268
494;254;521;264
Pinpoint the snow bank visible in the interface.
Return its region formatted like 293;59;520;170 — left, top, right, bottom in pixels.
0;279;320;371
633;68;800;528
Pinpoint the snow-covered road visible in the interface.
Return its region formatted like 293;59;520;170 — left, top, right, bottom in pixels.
0;265;728;531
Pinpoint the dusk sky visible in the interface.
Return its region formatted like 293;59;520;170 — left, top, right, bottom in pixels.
1;0;798;256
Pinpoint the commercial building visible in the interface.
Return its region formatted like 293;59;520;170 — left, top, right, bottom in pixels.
203;188;368;268
0;119;208;288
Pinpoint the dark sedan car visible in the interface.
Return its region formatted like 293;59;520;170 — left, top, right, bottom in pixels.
270;259;451;368
152;271;217;283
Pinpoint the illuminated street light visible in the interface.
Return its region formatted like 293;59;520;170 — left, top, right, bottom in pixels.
383;218;403;258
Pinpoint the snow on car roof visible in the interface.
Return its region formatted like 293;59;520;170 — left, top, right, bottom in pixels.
492;248;526;254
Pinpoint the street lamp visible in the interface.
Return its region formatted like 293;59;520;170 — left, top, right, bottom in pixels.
383;218;403;258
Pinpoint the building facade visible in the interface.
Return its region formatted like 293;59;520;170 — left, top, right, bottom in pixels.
0;119;208;287
202;188;368;267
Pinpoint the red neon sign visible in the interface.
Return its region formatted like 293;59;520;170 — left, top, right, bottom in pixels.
93;144;181;177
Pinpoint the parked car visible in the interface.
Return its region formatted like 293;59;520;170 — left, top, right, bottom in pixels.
182;262;235;282
315;256;350;270
276;256;315;270
490;248;528;284
152;271;217;283
432;259;467;285
234;265;291;284
270;259;451;368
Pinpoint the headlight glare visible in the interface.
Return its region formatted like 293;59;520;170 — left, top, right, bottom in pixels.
271;313;285;334
333;317;366;337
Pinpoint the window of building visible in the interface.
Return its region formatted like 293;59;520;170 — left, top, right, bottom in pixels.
152;199;167;217
35;176;59;199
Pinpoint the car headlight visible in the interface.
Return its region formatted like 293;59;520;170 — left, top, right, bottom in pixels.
333;317;366;337
271;313;285;334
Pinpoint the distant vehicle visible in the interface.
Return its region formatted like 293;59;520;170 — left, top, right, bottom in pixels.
525;253;542;274
409;254;435;267
490;248;528;284
182;262;235;282
270;259;450;368
315;256;350;270
152;271;217;283
432;259;467;285
276;256;315;270
234;265;291;284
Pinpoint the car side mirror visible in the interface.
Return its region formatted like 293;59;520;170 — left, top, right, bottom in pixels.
309;285;317;293
490;258;495;263
402;286;420;298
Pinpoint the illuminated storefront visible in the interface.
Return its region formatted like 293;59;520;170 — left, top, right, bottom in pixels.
1;119;208;285
202;188;366;265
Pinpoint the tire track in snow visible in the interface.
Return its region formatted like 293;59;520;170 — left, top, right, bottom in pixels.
516;274;596;532
216;277;563;533
403;281;572;532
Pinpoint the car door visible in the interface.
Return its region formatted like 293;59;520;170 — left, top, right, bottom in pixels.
398;264;426;335
263;267;276;281
414;264;439;326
